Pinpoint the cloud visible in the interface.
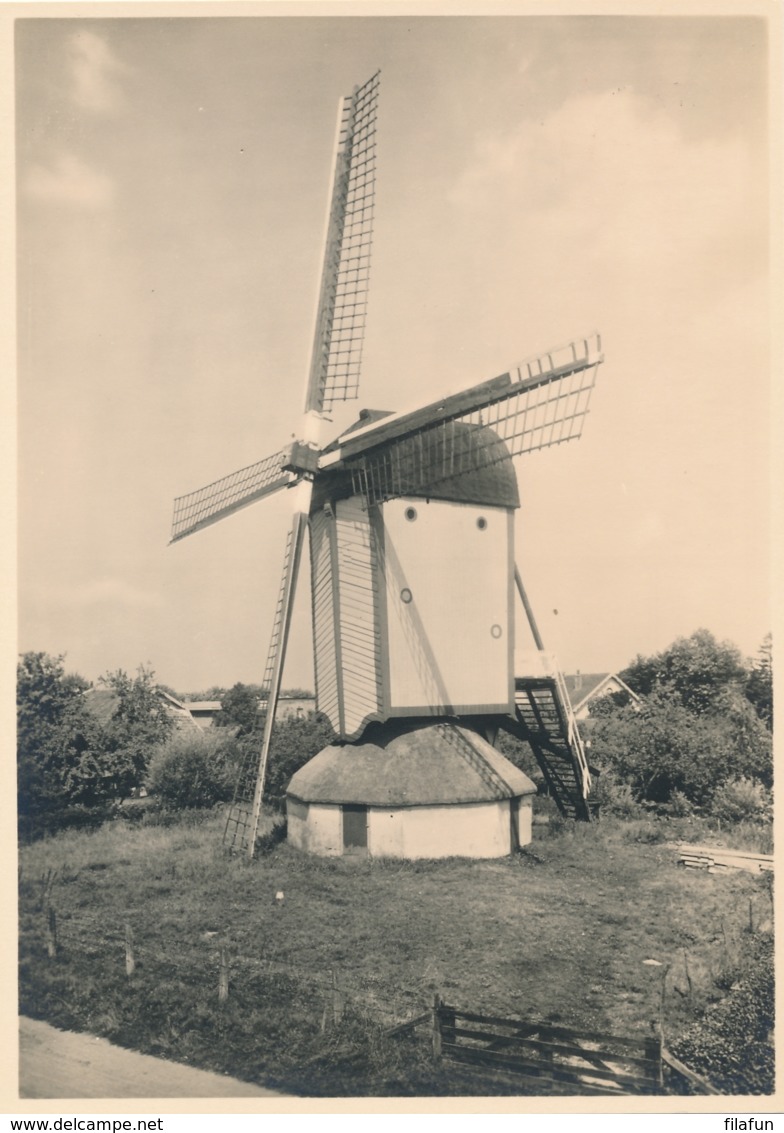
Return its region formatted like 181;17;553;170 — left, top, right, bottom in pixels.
25;152;114;209
449;88;764;297
68;29;128;114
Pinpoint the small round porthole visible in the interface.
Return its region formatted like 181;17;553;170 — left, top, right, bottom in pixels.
400;588;413;604
490;624;503;639
477;516;488;530
405;507;418;522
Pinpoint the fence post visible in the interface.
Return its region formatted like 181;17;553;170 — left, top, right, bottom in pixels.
45;905;57;959
441;1003;456;1049
331;968;343;1026
648;1024;664;1090
41;869;56;910
218;945;229;1004
659;963;670;1039
432;993;442;1061
125;923;135;978
682;949;693;1005
539;1024;555;1070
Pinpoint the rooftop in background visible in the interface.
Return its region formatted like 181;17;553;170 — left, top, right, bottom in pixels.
562;672;641;719
187;694;316;728
83;687;201;732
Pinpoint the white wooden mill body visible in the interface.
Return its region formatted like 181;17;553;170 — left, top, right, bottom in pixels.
309;425;521;739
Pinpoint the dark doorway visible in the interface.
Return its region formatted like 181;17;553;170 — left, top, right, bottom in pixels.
510;797;521;851
343;805;368;852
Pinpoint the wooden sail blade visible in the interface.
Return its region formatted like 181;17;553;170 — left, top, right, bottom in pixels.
170;447;294;543
335;335;603;506
305;70;380;414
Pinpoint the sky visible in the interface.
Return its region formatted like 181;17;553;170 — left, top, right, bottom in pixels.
14;11;774;696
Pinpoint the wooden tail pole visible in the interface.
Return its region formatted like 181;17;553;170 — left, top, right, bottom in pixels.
514;566;545;652
246;507;308;861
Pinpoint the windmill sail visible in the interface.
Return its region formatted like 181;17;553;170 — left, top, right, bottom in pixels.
305;70;380;414
335;335;603;506
171;71;381;547
170;446;295;543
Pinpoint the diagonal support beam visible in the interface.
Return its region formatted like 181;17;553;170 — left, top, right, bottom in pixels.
244;508;309;860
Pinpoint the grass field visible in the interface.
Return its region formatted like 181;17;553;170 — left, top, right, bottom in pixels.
18;808;774;1096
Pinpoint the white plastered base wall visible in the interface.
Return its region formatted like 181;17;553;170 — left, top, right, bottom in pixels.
287;802;343;856
287;797;533;859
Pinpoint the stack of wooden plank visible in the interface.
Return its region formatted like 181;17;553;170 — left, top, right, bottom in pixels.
677;843;773;874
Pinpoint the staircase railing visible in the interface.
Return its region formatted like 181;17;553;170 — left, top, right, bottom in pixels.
514;648;592;807
551;665;592;800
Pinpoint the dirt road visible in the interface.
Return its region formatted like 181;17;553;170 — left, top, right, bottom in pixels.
19;1018;286;1100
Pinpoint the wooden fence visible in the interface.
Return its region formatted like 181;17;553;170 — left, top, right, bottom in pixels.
27;889;721;1096
431;997;663;1095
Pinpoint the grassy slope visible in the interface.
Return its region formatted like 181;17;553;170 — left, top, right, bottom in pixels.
19;811;774;1096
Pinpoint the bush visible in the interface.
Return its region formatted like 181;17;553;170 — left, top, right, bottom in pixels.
263;712;338;811
663;789;694;818
591;774;642;818
719;820;773;855
672;936;774;1094
146;730;239;810
710;778;772;825
620;817;669;844
495;730;543;785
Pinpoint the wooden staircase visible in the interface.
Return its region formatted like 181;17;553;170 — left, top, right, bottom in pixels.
508;672;595;821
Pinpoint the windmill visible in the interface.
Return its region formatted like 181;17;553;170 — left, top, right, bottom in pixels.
170;71;604;860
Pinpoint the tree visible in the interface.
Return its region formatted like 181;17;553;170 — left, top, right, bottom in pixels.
588;690;771;807
745;633;772;727
622;629;747;715
146;729;239;810
180;686;228;703
213;683;260;735
96;666;176;798
17;652;104;836
17;655;181;838
263;712;337;812
588;630;772;810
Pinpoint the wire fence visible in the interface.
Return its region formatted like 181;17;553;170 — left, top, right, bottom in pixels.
23;896;430;1035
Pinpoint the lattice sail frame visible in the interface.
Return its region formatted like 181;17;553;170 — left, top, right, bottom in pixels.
307;70;380;413
346;335;602;507
171;73;381;546
171;448;292;544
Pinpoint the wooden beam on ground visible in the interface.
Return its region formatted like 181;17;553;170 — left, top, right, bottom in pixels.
661;1047;721;1095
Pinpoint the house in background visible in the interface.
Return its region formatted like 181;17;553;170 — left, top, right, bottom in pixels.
562;672;641;720
84;687;202;733
273;695;317;721
187;694;317;730
187;700;223;729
